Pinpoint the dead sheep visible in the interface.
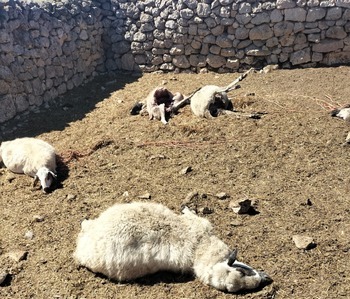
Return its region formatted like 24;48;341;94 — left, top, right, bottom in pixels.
331;105;350;143
130;87;186;124
73;202;272;293
189;68;261;119
190;85;234;118
0;137;57;193
331;105;350;122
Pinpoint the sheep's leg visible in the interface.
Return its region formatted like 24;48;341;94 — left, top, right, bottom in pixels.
171;87;202;114
171;97;190;114
151;104;168;124
219;110;264;119
224;68;255;92
158;103;168;124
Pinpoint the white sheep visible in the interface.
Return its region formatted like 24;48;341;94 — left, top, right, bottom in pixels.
130;87;185;124
331;105;350;122
189;68;261;119
331;105;350;143
190;85;233;118
0;137;57;193
73;202;272;293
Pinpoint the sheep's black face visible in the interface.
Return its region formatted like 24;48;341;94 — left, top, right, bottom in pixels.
154;88;173;107
209;94;233;117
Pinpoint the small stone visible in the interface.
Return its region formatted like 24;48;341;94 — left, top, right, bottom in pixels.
8;250;28;262
261;64;279;73
24;230;34;240
180;166;192;175
0;271;8;285
229;199;253;214
149;154;166;160
138;192;151;199
33;215;45;222
230;219;243;227
5;173;16;182
183;191;198;205
198;206;213;214
67;194;77;201
292;235;316;250
215;192;229;199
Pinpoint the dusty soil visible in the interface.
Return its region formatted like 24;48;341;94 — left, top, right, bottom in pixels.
1;66;350;299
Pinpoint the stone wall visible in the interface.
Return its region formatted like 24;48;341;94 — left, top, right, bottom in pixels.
1;0;350;124
110;0;350;73
0;0;105;123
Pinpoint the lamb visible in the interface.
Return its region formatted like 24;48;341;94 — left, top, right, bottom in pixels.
130;87;185;124
0;137;57;193
73;201;272;293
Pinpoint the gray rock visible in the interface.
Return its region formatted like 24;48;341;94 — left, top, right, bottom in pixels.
326;26;347;39
292;235;316;250
206;54;226;68
249;24;273;40
138;192;151;199
8;250;28;262
276;0;296;9
229;199;254;214
180;166;192;175
312;39;343;52
285;8;307;22
24;230;34;240
291;48;311;65
306;7;326;22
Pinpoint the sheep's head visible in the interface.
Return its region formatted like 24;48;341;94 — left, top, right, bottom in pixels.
210;249;272;293
153;87;173;106
33;167;57;193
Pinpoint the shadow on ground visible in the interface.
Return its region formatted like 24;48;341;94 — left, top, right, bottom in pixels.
0;72;140;140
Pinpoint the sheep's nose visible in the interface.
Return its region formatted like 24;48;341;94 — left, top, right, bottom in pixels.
43;187;50;193
258;271;273;286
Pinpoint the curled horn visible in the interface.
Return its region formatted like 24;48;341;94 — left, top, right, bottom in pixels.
227;248;238;267
49;171;57;180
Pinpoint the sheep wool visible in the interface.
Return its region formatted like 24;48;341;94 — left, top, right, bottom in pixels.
74;202;272;293
0;137;57;192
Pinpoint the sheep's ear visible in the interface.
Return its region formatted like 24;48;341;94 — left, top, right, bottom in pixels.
33;175;39;187
227;249;238;267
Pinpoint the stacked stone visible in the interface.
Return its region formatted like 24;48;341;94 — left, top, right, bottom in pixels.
108;0;350;73
0;0;104;123
2;0;350;124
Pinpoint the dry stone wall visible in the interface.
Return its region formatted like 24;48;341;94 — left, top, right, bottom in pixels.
1;0;350;123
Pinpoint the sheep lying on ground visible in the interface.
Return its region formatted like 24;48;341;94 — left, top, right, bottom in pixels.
0;137;57;193
331;105;350;122
74;201;272;293
189;68;262;119
331;105;350;143
130;87;185;124
190;85;234;118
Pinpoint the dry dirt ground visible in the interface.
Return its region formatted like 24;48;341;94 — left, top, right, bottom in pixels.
1;66;350;299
